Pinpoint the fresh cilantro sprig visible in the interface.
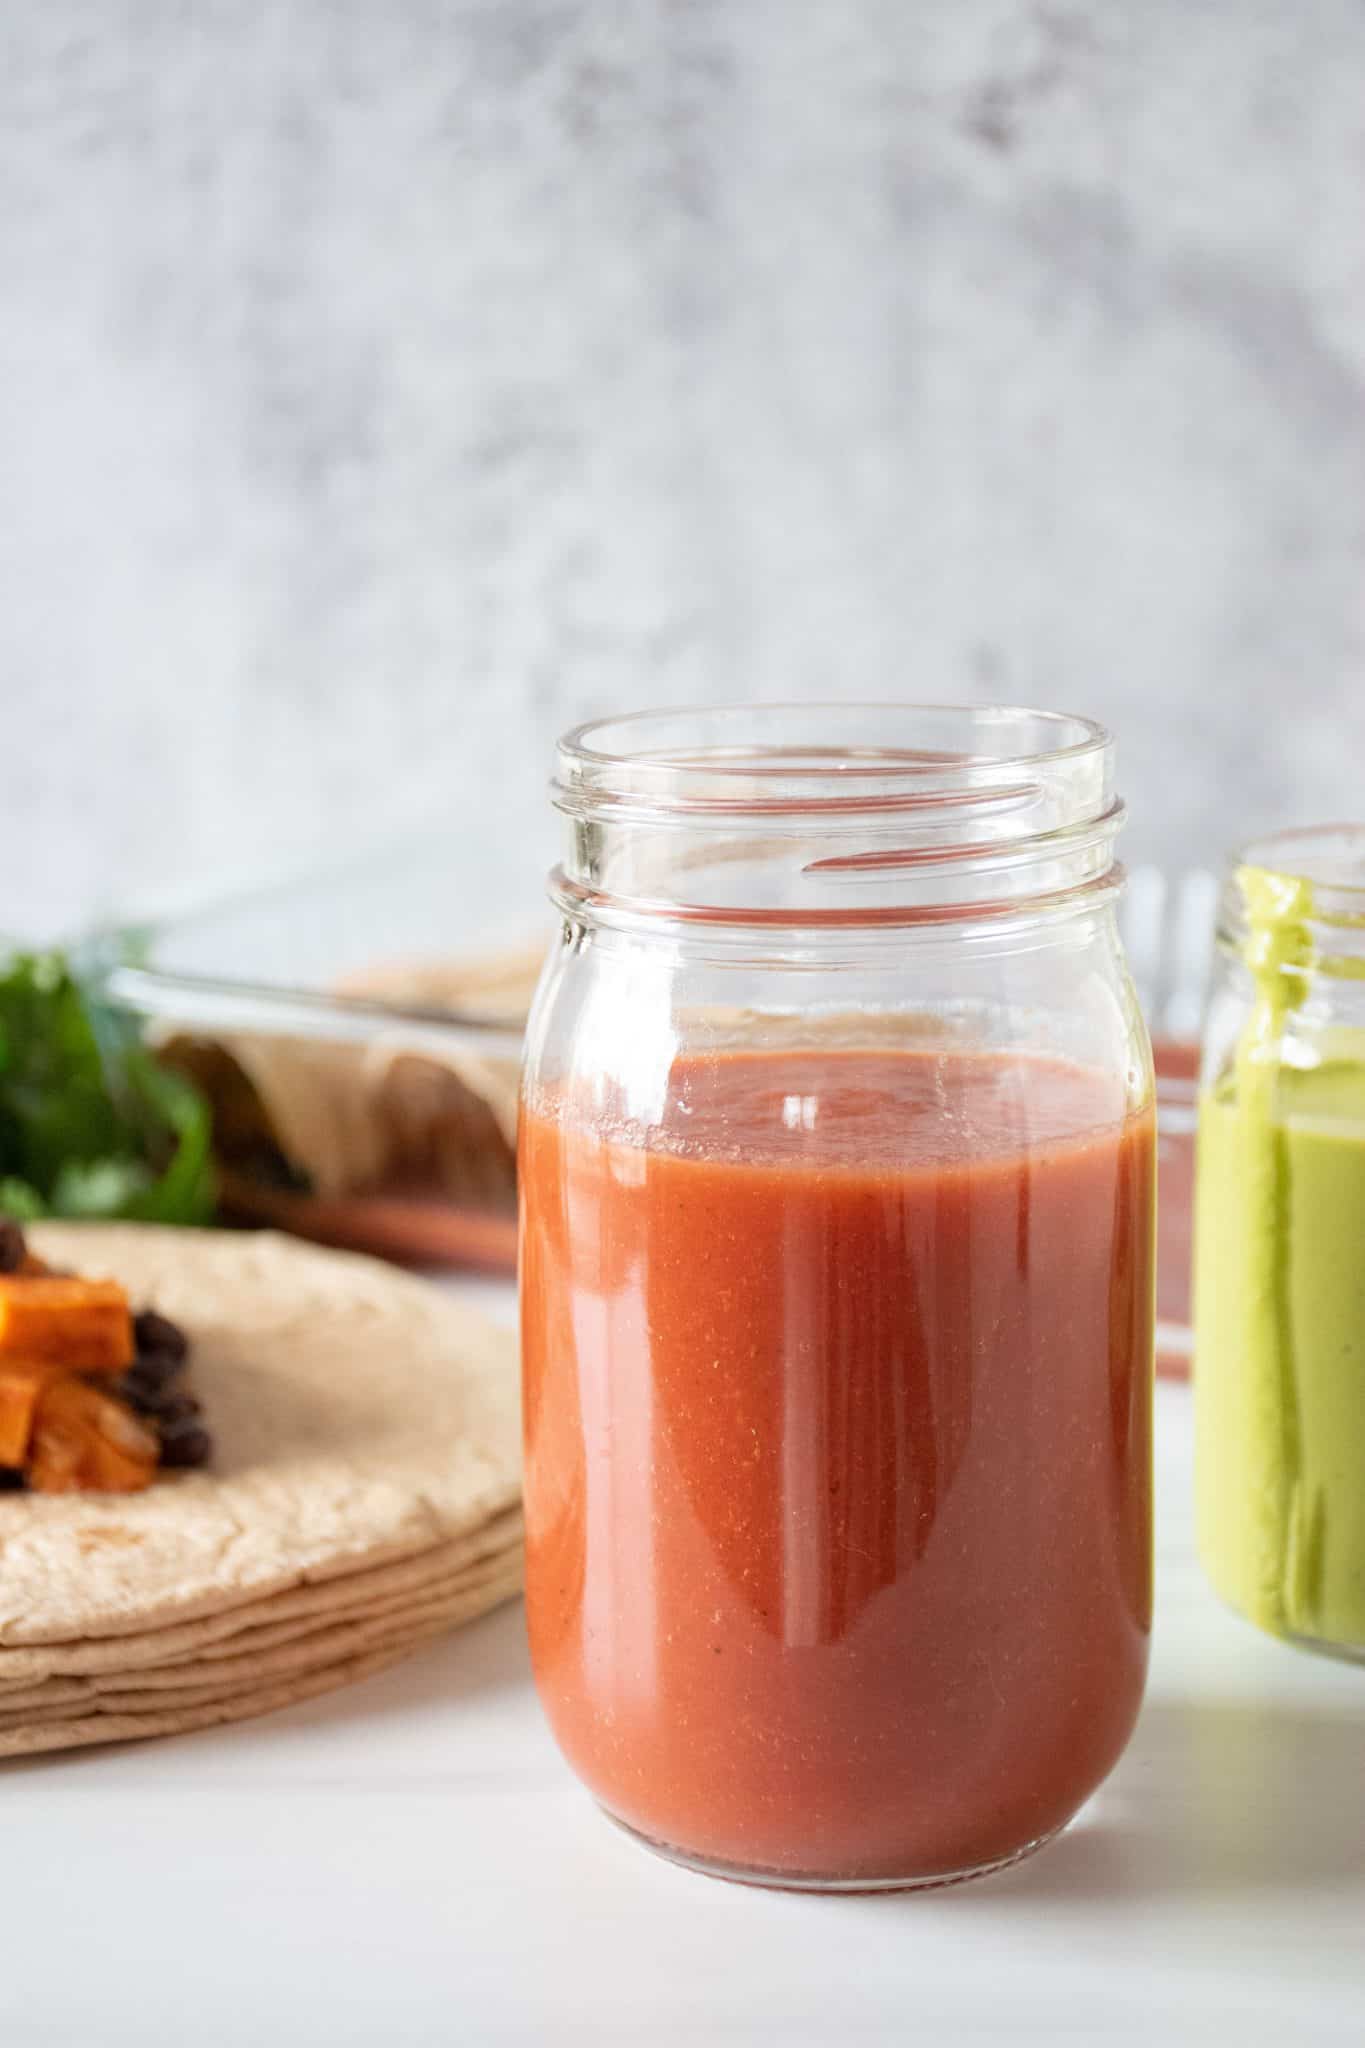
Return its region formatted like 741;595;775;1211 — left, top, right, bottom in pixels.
0;951;215;1225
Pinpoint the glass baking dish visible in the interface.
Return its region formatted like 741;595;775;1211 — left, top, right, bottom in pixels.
76;826;553;1276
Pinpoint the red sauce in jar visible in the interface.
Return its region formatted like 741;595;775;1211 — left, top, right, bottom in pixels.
520;1048;1154;1885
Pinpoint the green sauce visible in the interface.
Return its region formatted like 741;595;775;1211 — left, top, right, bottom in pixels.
1195;866;1365;1651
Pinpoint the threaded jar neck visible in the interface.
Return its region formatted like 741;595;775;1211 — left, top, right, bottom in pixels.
551;703;1123;931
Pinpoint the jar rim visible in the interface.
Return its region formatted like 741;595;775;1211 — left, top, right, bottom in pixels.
550;703;1124;931
1235;824;1365;901
558;703;1110;813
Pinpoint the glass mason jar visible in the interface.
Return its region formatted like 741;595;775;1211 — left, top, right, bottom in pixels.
1195;825;1365;1662
520;705;1155;1890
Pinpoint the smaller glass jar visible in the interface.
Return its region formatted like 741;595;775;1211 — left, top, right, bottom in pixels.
1195;825;1365;1661
520;705;1155;1890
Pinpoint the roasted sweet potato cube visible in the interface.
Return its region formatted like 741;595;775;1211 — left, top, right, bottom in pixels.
27;1378;158;1494
84;1430;159;1493
0;1277;133;1372
0;1359;64;1466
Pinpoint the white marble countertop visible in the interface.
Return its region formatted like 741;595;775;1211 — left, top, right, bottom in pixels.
6;1342;1363;2046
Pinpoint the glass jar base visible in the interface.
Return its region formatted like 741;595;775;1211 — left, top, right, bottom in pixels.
1285;1627;1365;1668
599;1807;1064;1894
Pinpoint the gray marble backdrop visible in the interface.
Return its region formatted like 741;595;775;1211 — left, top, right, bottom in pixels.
2;1;1363;937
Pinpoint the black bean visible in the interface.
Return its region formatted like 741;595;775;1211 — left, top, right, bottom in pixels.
115;1374;156;1418
118;1371;157;1413
160;1425;211;1469
154;1392;202;1429
133;1309;189;1363
0;1218;27;1274
126;1349;186;1398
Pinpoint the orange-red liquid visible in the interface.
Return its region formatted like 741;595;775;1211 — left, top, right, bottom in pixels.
520;1049;1154;1883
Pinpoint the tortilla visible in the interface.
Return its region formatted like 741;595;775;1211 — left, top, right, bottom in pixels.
0;1543;523;1707
0;1506;522;1683
156;944;543;1204
335;944;544;1024
0;1553;524;1723
0;1225;521;1648
0;1635;446;1760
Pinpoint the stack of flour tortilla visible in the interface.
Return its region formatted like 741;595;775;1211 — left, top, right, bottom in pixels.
0;1224;522;1759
